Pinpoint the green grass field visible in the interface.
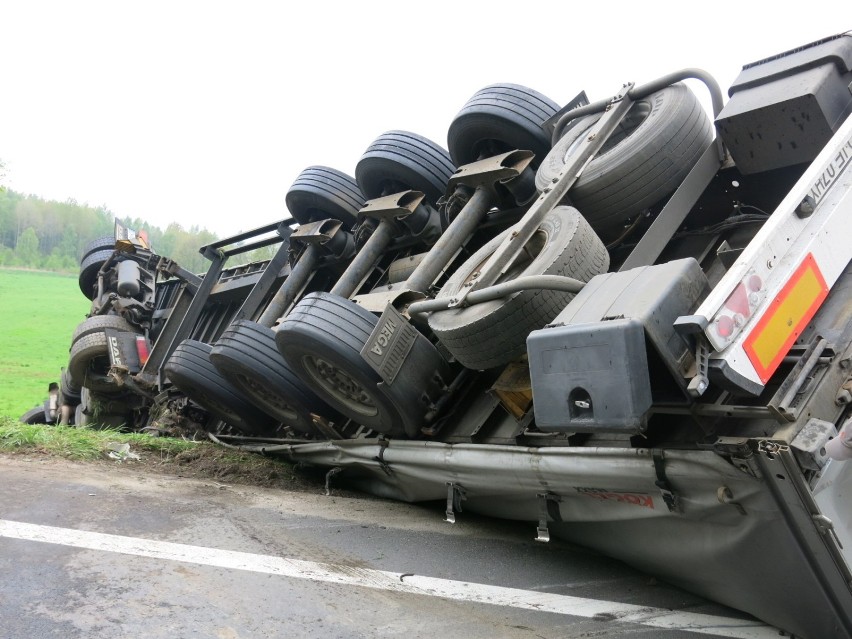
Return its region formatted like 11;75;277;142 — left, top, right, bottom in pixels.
0;269;91;418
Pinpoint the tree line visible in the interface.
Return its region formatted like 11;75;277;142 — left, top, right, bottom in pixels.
0;189;274;275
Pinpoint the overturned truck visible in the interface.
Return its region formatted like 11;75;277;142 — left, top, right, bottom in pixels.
32;32;852;638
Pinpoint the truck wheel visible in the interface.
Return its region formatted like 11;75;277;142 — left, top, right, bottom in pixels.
164;340;280;436
276;292;449;438
428;206;609;370
71;315;137;344
79;249;115;299
74;403;88;427
60;367;82;406
74;388;129;429
355;131;455;204
535;83;713;234
447;83;559;167
19;406;48;424
79;235;115;262
286;166;366;231
210;320;337;437
68;332;121;393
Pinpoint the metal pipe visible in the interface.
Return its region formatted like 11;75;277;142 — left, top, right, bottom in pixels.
405;186;495;293
330;220;396;298
257;243;321;327
408;274;585;317
552;68;725;144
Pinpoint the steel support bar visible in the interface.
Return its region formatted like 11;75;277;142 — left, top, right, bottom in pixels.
405;186;495;293
330;220;397;299
154;252;227;389
229;240;292;325
198;218;295;257
258;243;321;327
137;282;193;386
451;83;636;307
618;142;724;271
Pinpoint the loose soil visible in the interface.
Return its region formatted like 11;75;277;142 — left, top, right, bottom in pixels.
0;445;331;494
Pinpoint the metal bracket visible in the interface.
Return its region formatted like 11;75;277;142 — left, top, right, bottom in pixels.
535;492;563;542
359;190;425;223
768;337;832;422
445;482;467;524
812;514;844;549
687;337;710;398
446;150;534;194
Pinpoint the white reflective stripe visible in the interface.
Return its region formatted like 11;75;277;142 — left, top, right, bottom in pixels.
0;519;777;638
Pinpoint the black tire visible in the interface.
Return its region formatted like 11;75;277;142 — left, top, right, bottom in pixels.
60;367;82;406
387;252;428;285
79;249;115;299
68;332;120;393
210;320;337;436
285;166;366;231
71;315;137;344
447;83;559;167
79;235;115;262
20;406;48;424
428;206;609;370
164;340;279;435
74;388;129;430
276;292;449;438
74;403;88;427
355;131;455;204
535;83;713;233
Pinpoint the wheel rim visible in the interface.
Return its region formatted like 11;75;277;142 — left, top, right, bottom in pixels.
194;391;244;424
561;100;652;161
302;355;377;417
233;372;298;421
464;227;547;288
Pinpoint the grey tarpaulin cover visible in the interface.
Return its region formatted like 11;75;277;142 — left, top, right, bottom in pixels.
284;439;852;639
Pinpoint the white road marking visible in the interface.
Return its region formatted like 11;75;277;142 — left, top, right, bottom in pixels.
0;519;777;638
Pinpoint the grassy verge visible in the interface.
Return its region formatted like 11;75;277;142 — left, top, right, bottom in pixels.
0;415;313;489
0;268;91;417
0;414;199;460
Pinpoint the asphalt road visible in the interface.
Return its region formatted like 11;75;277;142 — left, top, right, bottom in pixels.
0;455;774;639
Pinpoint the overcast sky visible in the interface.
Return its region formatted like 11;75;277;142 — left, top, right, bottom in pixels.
0;1;848;238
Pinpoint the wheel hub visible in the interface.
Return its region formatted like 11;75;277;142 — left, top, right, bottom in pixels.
234;372;298;421
303;355;377;417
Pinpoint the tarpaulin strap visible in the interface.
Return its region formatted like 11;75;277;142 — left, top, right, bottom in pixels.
536;492;563;543
324;467;343;496
652;450;680;513
445;482;467;524
373;439;393;476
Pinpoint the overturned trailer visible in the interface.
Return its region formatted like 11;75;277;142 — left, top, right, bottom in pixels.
38;32;852;638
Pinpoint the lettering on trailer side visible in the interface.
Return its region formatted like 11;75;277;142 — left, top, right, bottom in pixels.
574;487;655;509
809;138;852;204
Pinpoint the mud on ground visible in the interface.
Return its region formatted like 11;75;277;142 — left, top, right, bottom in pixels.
0;444;332;494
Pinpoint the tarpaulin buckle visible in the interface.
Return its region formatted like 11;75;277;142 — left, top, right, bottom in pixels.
536;492;562;542
445;482;467;524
